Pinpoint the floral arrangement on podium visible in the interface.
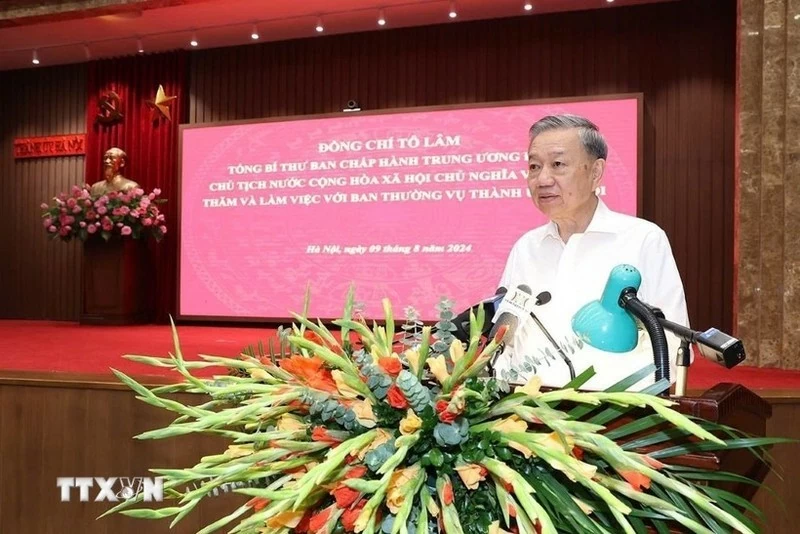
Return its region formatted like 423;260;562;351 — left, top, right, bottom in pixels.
40;185;167;242
105;292;783;534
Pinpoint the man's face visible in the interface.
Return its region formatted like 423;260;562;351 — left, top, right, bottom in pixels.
103;151;124;180
526;128;604;221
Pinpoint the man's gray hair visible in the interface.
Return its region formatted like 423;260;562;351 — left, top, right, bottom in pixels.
528;114;608;160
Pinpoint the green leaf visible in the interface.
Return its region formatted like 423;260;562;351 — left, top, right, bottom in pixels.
603;414;665;441
649;437;795;459
569;365;656;419
702;486;765;523
120;507;182;519
620;427;690;451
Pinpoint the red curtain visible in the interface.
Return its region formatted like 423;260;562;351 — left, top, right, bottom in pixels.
85;52;187;322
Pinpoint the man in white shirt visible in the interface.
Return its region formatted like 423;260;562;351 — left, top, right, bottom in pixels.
496;114;689;391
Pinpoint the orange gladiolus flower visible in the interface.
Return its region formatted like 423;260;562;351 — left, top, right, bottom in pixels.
308;505;334;532
345;466;368;479
246;497;269;511
341;499;367;532
442;481;454;505
312;426;343;444
378;356;403;377
619;469;651;491
333;485;360;508
386;384;409;409
493;324;509;344
641;454;665;470
279;354;338;394
435;399;460;423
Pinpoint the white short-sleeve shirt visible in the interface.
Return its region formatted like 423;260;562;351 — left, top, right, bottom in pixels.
495;199;689;391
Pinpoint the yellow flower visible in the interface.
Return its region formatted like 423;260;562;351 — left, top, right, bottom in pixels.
249;368;271;381
224;444;253;458
404;348;421;376
490;415;528;434
449;339;465;364
428;355;450;384
331;370;361;399
276;414;306;432
351;400;377;428
399;409;422;435
513;375;542;397
509;441;533;459
540;431;574;454
489;521;513;534
265;510;306;529
426;496;440;517
490;415;532;458
357;428;393;460
454;463;487;490
386;465;420;514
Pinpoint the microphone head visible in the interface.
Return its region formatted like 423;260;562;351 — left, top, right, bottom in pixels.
488;312;519;345
452;287;508;342
488;284;535;346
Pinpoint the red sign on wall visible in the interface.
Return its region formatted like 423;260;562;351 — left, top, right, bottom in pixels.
14;134;86;159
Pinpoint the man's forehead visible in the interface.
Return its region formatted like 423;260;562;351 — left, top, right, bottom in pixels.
528;129;581;156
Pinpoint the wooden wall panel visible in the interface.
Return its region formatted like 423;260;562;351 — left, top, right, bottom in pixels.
0;64;86;320
0;377;236;533
0;0;736;332
187;1;736;333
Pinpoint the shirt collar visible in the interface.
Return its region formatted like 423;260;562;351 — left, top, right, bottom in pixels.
542;198;619;243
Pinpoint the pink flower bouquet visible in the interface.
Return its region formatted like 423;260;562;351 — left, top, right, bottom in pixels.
40;185;167;242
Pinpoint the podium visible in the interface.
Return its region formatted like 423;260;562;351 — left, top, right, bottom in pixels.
670;383;772;499
80;236;154;325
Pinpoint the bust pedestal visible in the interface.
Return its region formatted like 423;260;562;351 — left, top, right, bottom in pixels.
80;236;153;325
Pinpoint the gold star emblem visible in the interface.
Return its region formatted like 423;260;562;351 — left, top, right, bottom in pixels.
146;85;177;121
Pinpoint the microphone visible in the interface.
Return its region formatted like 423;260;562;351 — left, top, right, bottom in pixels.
486;286;575;378
643;304;745;396
451;287;507;343
522;289;575;379
486;285;532;373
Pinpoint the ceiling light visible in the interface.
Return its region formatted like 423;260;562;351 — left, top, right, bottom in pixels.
378;9;386;26
137;38;144;54
32;49;39;65
251;23;260;40
524;2;533;11
794;13;800;20
189;31;198;47
449;1;457;18
315;16;324;33
606;0;615;3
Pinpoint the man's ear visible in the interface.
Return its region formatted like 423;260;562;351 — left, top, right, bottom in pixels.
591;158;605;189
